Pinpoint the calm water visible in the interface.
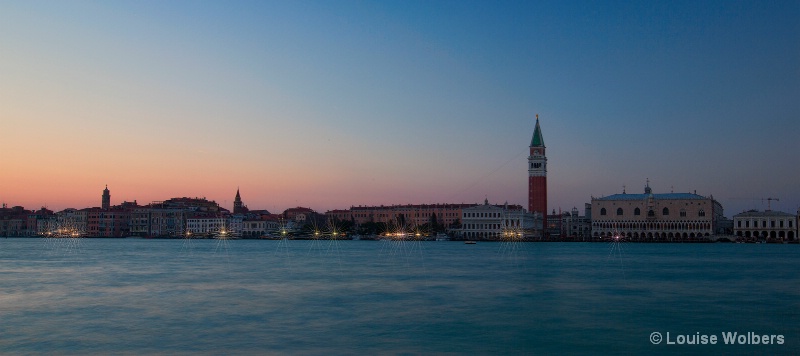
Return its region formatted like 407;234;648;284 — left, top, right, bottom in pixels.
0;238;798;355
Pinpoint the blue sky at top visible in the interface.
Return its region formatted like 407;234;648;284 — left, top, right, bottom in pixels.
1;0;798;214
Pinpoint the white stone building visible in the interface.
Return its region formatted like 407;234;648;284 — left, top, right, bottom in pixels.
733;210;797;241
459;200;539;240
186;215;242;237
241;219;280;238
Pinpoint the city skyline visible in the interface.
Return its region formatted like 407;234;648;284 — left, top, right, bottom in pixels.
2;1;798;215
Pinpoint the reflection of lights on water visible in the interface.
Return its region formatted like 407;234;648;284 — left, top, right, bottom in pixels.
499;225;527;266
41;218;85;255
607;229;627;282
213;220;233;257
181;230;194;255
381;218;427;266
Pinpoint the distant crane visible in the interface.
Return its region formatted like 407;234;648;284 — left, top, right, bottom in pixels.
728;197;780;212
764;197;779;211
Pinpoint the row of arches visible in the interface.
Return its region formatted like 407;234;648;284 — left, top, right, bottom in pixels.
594;231;711;239
593;221;711;231
736;230;796;240
599;207;705;217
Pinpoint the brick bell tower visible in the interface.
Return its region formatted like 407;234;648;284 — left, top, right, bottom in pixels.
528;115;547;232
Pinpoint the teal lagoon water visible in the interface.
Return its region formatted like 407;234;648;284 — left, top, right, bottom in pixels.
1;238;798;355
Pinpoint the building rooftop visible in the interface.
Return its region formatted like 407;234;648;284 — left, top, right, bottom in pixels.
595;193;708;201
733;210;796;218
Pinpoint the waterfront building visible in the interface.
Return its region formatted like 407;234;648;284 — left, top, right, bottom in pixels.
560;205;592;240
733;209;797;241
459;199;539;240
0;205;28;236
241;217;281;238
159;197;225;213
85;207;130;237
36;215;58;236
27;207;54;236
186;214;242;237
325;209;351;222
227;215;243;237
130;205;188;237
528;115;548;232
186;215;226;237
282;207;318;223
55;208;88;236
591;182;724;240
546;210;562;238
241;219;268;238
326;203;475;230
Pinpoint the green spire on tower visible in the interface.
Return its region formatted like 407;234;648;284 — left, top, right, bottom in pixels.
530;114;544;147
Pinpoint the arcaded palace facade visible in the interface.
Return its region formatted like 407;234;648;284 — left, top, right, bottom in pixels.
591;182;724;240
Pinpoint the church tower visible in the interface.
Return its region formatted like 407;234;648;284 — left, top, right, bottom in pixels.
528;115;547;232
102;185;110;210
233;188;244;214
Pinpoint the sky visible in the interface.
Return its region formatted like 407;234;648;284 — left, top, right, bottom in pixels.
1;0;798;216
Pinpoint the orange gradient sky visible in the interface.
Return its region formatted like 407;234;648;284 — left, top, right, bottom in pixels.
2;1;798;215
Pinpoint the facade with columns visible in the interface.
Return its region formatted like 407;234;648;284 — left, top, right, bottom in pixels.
733;210;797;241
459;200;540;240
591;182;724;240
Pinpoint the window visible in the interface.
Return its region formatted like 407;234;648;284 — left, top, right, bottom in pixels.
680;209;687;217
648;210;655;218
762;220;766;228
737;221;741;228
780;220;784;228
634;208;641;216
616;208;623;216
600;208;607;216
662;208;669;216
698;210;705;217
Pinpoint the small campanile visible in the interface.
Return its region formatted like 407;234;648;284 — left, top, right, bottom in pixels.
528;114;547;231
233;187;243;214
102;185;111;210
